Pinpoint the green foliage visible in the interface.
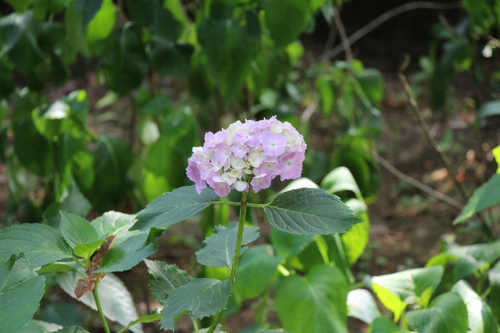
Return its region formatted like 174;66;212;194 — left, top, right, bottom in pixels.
263;188;362;235
275;265;349;333
145;260;194;305
406;292;468;333
0;253;45;333
196;222;260;268
159;279;232;330
454;174;500;224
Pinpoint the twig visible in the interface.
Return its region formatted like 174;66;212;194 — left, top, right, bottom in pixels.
319;1;463;61
332;5;353;61
372;152;464;211
398;55;470;203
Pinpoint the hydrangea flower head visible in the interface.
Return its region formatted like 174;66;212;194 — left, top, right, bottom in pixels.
187;116;307;196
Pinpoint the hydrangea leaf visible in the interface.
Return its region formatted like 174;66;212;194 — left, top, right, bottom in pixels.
406;292;468;333
60;211;100;248
275;265;349;333
263;188;361;235
0;253;45;333
159;279;232;331
57;271;143;333
145;260;194;305
195;222;260;268
233;245;283;301
452;280;498;333
131;186;220;231
0;224;72;267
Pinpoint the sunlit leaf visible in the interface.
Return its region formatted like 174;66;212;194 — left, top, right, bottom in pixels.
452;280;498;333
85;0;116;43
159;279;232;331
347;289;381;324
372;266;444;321
91;211;137;238
263;188;361;235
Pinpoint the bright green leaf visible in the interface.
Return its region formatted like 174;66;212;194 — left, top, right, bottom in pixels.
263;188;361;235
132;186;220;231
0;253;45;333
406;292;468;333
342;199;369;265
233;245;282;301
85;0;116;43
57;271;143;333
0;224;72;267
275;265;349;333
454;174;500;224
159;279;232;331
73;240;105;261
347;289;381;324
493;145;500;173
196;222;260;268
145;260;194;305
74;0;103;27
372;266;444;321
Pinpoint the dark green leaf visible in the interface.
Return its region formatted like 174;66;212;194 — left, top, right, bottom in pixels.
489;261;500;318
372;266;444;321
275;265;349;333
148;38;194;77
406;292;468;333
454;174;500;224
196;222;260;268
91;136;134;211
263;188;361;235
57;271;143;333
60;2;90;64
132;186;220;230
100;28;148;95
125;0;181;41
356;68;385;105
161;107;199;156
0;11;44;73
145;260;194;305
12;117;53;177
0;224;72;267
233;245;282;301
263;0;312;48
75;0;103;28
0;253;45;333
270;228;314;257
197;18;259;102
55;327;91;333
160;279;232;330
369;317;405;333
452;280;498;333
430;61;449;112
3;0;32;11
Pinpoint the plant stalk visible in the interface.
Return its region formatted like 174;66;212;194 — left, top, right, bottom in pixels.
93;273;111;333
207;191;249;333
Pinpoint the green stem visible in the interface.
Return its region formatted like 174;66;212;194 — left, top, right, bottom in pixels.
213;200;266;209
71;256;88;270
117;314;162;333
207;191;249;333
93;273;111;333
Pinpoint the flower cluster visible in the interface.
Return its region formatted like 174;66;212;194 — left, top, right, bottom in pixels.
187;116;307;197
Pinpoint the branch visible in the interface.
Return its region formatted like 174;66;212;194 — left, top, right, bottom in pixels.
319;1;463;61
332;5;353;61
372;152;464;211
